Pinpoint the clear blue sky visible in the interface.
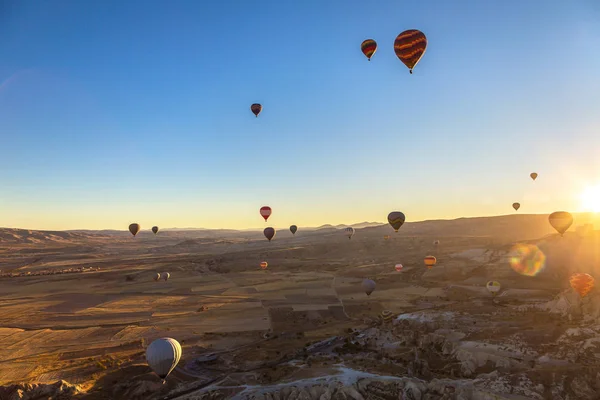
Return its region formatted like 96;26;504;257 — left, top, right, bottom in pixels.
1;0;599;230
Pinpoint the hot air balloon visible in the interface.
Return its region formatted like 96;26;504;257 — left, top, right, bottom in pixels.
162;272;170;281
129;223;140;237
152;226;159;235
513;203;521;211
260;206;272;222
549;211;573;236
146;338;182;383
344;227;355;239
251;103;262;117
394;29;427;74
424;255;436;269
384;235;390;240
395;264;403;272
569;273;595;297
260;261;268;270
433;240;440;246
387;211;406;232
290;225;298;235
153;273;160;281
361;39;377;61
362;279;376;296
486;281;501;296
530;173;538;181
264;227;276;241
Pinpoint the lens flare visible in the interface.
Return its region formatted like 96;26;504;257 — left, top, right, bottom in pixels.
509;243;546;276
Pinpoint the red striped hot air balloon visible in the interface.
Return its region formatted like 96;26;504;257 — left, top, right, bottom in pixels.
394;264;403;272
260;206;272;222
394;29;427;74
424;255;436;269
361;39;377;61
569;273;595;297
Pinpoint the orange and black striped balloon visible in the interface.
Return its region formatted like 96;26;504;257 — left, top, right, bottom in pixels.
361;39;377;61
569;273;595;297
394;29;427;74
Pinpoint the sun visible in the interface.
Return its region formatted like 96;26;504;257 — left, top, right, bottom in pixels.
579;185;600;212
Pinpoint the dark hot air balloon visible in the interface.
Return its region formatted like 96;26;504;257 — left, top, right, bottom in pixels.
394;29;427;74
530;173;538;181
361;39;377;61
549;211;573;236
264;227;275;241
387;211;406;232
251;103;262;117
513;203;521;211
290;225;298;235
152;226;159;235
129;223;141;237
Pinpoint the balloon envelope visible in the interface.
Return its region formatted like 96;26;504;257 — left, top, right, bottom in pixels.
146;338;182;380
260;206;272;222
570;273;595;297
395;264;403;272
486;281;501;295
394;29;427;73
530;173;538;181
361;39;377;60
152;226;159;235
513;203;521;211
264;227;276;241
260;261;268;270
362;279;376;296
424;256;436;269
162;272;170;281
153;273;160;281
251;103;262;117
344;227;355;239
129;223;140;237
290;225;298;235
549;211;573;236
387;211;406;232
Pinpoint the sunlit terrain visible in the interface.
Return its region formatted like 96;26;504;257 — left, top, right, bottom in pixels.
1;214;600;399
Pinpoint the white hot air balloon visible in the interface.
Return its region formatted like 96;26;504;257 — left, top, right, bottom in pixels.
146;337;182;383
344;227;355;239
162;272;170;281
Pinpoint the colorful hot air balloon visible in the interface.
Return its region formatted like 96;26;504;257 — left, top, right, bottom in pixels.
344;227;355;239
129;223;140;237
152;226;159;235
146;338;182;383
486;281;501;296
264;227;276;241
251;103;262;117
362;279;376;296
260;261;268;270
569;273;595;297
394;29;427;74
387;211;406;232
530;173;538;181
513;202;521;211
424;255;436;269
260;206;272;222
395;263;403;272
549;211;573;237
153;273;160;282
290;225;298;235
162;272;170;281
361;39;377;61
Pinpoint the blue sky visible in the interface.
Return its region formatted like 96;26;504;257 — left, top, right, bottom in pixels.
1;0;599;230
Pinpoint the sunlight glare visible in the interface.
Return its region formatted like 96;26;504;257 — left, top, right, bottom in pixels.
579;185;600;212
